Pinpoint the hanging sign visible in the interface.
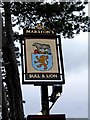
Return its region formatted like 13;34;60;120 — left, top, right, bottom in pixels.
21;29;65;85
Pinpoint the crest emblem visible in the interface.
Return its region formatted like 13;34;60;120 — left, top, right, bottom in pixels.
32;43;53;71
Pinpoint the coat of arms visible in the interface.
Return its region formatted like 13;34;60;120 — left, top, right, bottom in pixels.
32;42;53;71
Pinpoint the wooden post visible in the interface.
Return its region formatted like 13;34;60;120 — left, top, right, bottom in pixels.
41;85;49;115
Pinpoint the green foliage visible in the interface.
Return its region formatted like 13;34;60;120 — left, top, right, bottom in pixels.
9;2;89;38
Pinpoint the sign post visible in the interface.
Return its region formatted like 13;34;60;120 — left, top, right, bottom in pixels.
21;28;65;118
41;85;49;115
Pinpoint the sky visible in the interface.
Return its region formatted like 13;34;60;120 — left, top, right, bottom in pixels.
12;2;89;119
51;32;88;118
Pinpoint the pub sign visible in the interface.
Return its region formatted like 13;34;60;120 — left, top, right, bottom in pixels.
21;29;65;84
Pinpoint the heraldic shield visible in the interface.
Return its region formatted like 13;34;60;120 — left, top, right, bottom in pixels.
32;42;53;71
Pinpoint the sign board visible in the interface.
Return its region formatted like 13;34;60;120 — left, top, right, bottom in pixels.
27;114;66;120
21;29;65;85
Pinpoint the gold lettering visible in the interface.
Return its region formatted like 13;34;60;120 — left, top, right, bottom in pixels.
38;30;41;33
25;29;54;34
43;30;45;33
42;74;45;78
45;31;47;33
52;31;54;34
26;30;30;33
46;74;57;78
29;74;34;78
40;30;43;33
46;74;49;78
34;30;37;33
31;30;34;33
29;74;40;78
45;31;49;34
37;74;40;78
53;74;57;78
